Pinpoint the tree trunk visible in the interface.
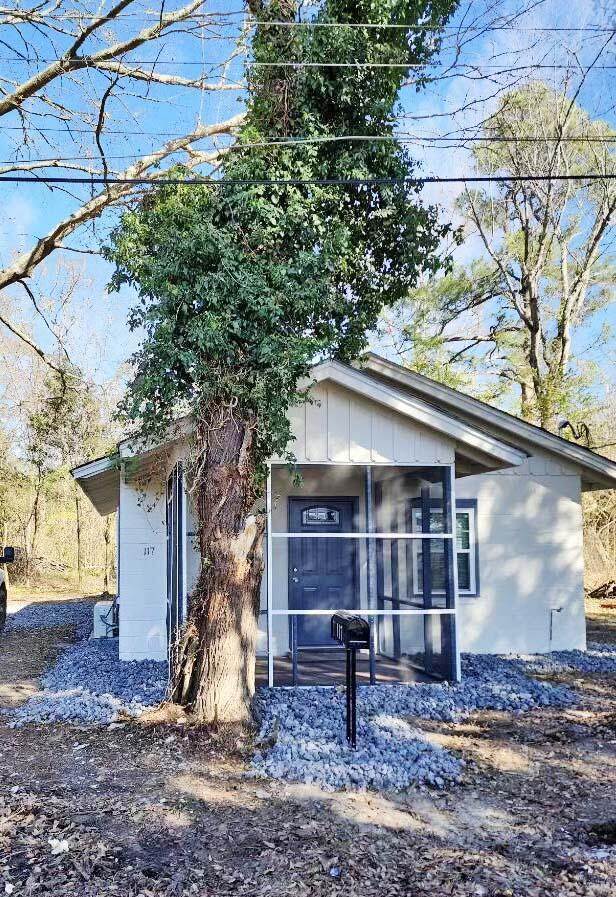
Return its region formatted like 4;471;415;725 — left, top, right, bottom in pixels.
75;488;82;589
171;404;265;724
27;473;43;585
103;515;112;594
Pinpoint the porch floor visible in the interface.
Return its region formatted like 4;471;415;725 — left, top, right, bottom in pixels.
255;650;438;687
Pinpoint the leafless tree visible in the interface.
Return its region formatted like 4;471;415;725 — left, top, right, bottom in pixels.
383;58;615;429
0;0;248;365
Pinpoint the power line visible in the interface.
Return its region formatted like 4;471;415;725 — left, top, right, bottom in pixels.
2;123;615;142
3;58;615;70
4;11;614;32
2;53;615;70
2;133;615;165
236;21;615;33
0;173;613;188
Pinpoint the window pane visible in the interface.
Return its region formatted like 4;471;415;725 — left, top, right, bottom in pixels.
301;506;340;525
417;552;446;591
456;512;470;550
412;507;446;535
457;552;471;591
430;511;445;533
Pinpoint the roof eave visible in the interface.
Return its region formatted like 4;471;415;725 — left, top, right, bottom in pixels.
71;456;119;516
360;353;616;491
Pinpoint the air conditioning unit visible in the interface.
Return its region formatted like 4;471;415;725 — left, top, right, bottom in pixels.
93;599;119;638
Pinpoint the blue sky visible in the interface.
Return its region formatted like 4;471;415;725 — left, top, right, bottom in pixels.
0;0;613;399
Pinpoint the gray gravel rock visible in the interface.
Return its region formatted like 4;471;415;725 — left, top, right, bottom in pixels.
6;600;93;638
514;642;616;675
251;649;594;792
252;687;464;792
9;602;615;793
10;637;168;726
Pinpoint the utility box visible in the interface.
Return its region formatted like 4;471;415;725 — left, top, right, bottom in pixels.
93;600;118;639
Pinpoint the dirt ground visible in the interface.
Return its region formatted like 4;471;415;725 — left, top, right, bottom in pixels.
0;596;615;896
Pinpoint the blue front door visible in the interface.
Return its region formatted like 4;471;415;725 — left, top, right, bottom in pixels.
288;497;357;648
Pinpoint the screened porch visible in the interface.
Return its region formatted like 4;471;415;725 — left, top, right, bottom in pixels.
255;462;460;687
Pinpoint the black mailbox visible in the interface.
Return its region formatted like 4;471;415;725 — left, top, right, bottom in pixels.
331;612;371;749
0;547;15;564
331;612;370;649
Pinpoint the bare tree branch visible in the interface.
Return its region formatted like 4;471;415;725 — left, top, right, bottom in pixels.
16;278;71;363
0;113;244;294
95;60;243;90
0;303;67;374
0;0;215;118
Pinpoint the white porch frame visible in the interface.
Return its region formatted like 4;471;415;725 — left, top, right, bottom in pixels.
264;461;460;687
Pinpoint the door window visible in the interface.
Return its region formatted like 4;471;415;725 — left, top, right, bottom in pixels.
301;506;340;526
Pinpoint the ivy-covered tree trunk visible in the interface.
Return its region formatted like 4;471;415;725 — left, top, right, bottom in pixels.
107;1;460;723
171;405;265;723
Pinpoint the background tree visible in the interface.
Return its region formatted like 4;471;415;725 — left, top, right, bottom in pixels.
0;426;24;594
26;362;104;585
106;0;459;723
0;0;245;370
582;394;616;590
383;81;615;427
0;259;125;593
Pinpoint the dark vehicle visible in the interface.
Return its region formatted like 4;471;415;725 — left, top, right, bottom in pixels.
0;547;15;632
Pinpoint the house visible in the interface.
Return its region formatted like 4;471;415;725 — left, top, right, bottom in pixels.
72;353;616;687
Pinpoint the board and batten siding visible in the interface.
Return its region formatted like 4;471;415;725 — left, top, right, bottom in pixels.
115;378;587;662
282;382;455;464
118;468;168;661
455;450;586;654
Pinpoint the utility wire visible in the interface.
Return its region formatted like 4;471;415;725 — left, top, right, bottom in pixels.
2;134;615;164
2;125;615;143
1;173;614;187
3;57;615;68
4;11;613;31
3;124;614;140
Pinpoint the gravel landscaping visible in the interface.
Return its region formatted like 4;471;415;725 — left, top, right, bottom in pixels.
6;599;93;637
251;652;583;791
515;642;616;675
7;598;616;792
10;637;168;725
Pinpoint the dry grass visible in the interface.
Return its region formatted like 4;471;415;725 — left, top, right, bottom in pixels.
586;594;616;644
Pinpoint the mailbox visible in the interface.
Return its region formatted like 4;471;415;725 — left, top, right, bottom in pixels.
331;612;370;650
331;612;371;749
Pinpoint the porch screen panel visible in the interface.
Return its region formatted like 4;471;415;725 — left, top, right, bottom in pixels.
270;611;455;686
271;535;454;613
267;463;458;686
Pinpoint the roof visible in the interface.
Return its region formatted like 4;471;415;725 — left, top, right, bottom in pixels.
310;359;527;471
72;351;615;515
356;353;616;491
70;455;118;516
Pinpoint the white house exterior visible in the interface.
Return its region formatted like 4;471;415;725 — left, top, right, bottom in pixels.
72;354;616;686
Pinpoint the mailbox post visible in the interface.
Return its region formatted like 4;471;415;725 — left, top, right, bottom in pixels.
331;612;370;749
